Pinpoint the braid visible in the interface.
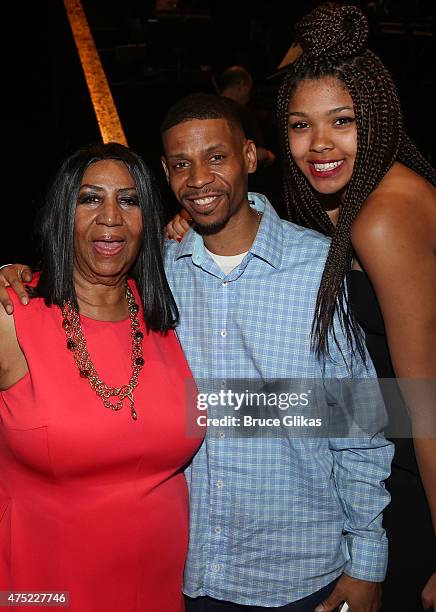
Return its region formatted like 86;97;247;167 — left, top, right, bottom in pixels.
398;132;436;184
277;3;436;362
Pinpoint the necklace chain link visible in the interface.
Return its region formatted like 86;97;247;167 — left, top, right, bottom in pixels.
61;285;144;421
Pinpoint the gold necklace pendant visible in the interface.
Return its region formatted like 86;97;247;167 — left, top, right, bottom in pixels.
62;285;144;421
126;393;137;421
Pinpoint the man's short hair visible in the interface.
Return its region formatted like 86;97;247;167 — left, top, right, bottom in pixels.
160;93;245;136
218;65;252;92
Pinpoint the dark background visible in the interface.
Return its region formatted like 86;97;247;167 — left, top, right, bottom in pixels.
5;0;435;264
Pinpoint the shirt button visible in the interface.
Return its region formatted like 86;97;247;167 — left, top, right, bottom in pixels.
222;281;228;286
221;380;227;388
220;330;228;338
214;526;222;534
219;431;225;439
211;563;220;573
216;480;223;488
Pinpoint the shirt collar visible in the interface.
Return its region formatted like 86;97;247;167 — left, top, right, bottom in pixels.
173;192;284;270
247;192;283;269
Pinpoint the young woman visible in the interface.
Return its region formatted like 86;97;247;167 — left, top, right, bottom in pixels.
276;5;435;611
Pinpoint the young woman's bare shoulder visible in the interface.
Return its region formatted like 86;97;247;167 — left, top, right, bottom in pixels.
351;162;435;246
378;162;434;198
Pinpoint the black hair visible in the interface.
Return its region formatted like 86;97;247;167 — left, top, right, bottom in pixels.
218;66;253;93
35;141;178;332
160;92;245;136
277;3;436;361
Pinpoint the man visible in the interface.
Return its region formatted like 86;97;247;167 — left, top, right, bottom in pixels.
217;65;276;170
218;65;254;106
1;94;392;612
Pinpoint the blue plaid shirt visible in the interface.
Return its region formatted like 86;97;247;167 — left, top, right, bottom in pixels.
164;193;393;606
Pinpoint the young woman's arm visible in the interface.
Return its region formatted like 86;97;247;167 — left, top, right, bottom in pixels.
352;175;436;531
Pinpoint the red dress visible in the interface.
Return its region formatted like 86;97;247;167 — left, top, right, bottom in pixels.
0;280;203;612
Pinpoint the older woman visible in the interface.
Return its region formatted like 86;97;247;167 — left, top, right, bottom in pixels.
0;142;202;612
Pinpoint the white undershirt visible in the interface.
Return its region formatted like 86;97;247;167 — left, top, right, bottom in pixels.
205;247;248;275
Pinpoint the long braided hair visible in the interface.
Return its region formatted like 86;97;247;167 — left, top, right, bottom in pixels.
277;3;436;361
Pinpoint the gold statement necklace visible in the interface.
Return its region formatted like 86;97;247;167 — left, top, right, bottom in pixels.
61;285;144;421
